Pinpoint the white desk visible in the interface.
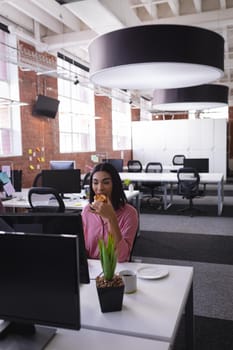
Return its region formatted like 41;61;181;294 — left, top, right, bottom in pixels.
81;260;194;350
119;172;224;216
2;190;140;213
46;328;170;350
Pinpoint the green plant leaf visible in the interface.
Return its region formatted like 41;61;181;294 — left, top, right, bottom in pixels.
98;233;117;281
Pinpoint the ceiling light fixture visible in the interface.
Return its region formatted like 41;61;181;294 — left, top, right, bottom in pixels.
88;25;224;90
152;84;229;111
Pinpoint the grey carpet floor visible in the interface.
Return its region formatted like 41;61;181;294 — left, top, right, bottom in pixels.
135;213;233;321
139;213;233;236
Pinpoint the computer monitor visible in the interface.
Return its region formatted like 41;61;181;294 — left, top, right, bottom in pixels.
183;158;209;173
49;160;76;170
41;169;81;197
2;212;90;284
102;159;123;172
0;232;80;349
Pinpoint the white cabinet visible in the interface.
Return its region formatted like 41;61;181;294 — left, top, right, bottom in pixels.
132;119;227;178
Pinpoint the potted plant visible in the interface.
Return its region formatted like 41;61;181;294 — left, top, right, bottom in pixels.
96;234;125;313
123;179;134;192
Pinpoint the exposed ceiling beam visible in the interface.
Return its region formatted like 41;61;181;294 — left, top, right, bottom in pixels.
65;0;124;35
168;0;179;16
100;0;141;26
43;29;96;51
5;0;64;33
30;0;81;32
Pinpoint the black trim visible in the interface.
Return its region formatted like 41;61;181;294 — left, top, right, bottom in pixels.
58;52;89;72
0;22;10;33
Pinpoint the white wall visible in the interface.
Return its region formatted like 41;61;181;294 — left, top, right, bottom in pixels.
132;119;227;178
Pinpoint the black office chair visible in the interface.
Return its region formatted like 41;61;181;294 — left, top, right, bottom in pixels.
82;172;91;189
127;160;143;172
127;160;143;190
28;187;65;213
177;167;201;216
142;162;163;200
172;154;185;166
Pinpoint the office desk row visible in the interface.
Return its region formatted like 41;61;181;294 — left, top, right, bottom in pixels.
119;172;224;216
2;190;140;213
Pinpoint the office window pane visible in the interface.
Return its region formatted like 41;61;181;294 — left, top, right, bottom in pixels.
112;97;131;150
58;57;95;153
0;32;22;157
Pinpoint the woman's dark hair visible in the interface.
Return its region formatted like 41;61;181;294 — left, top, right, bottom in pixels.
89;163;127;210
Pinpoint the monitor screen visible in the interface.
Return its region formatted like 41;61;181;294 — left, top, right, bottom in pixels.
0;232;80;348
41;169;81;197
2;212;90;284
102;159;123;172
32;95;60;119
183;158;209;173
50;160;76;170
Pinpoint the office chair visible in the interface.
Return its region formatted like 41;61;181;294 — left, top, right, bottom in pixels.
177;167;201;217
82;172;91;188
142;162;163;201
127;160;143;172
127;160;143;190
28;187;65;213
172;154;185;166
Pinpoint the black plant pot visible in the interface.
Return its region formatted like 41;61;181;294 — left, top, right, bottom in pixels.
96;284;125;313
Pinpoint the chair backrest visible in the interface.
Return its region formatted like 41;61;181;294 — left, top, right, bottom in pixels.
82;172;91;189
172;154;185;165
177;167;200;198
145;162;163;173
127;160;142;172
28;187;65;213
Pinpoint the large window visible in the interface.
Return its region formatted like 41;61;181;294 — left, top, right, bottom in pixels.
58;58;95;153
112;92;131;150
0;31;22;157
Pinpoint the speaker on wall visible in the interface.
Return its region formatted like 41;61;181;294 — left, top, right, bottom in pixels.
32;94;60;119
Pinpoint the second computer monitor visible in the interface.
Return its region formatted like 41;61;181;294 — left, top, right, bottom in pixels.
184;158;209;173
102;159;123;172
42;169;81;196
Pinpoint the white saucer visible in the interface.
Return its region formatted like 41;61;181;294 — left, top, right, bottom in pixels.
137;266;169;280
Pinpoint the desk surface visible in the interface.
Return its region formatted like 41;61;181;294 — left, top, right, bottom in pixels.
82;260;193;345
46;328;170;350
2;190;139;210
119;171;224;183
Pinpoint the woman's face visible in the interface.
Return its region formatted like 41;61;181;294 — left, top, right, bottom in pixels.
92;171;113;199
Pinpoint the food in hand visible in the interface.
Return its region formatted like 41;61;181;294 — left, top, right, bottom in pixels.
94;194;107;202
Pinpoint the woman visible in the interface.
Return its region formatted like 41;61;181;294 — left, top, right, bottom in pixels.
82;162;138;262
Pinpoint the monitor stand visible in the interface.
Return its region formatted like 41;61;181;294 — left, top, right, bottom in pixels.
0;321;56;350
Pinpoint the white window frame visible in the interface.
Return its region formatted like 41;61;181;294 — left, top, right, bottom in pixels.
58;57;95;153
0;31;22;157
112;92;132;150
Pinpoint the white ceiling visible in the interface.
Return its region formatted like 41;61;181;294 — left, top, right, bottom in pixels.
1;0;233;106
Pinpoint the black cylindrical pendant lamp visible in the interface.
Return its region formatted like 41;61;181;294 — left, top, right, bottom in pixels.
152;84;229;111
88;25;224;90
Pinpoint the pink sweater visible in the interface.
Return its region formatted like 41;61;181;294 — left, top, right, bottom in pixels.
82;203;138;262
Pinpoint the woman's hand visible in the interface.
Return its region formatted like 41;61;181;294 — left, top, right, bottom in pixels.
90;197;115;220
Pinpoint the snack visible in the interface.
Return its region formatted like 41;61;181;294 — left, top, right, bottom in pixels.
94;194;107;202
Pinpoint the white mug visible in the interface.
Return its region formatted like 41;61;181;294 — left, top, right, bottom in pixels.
119;270;137;294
